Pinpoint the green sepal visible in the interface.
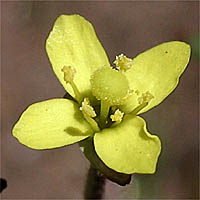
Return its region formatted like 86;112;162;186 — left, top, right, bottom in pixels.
79;137;131;186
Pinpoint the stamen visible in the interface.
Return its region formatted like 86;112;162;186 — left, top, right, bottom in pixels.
80;98;100;132
113;54;133;72
61;66;82;103
138;91;154;105
62;66;76;84
110;109;124;122
131;91;154;115
80;98;96;118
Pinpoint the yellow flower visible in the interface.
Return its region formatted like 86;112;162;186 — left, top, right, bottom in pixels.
12;15;191;176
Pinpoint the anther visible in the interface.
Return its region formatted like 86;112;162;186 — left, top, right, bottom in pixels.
113;54;133;72
110;109;124;123
138;91;154;105
80;98;100;132
131;91;154;115
80;98;96;118
62;66;76;84
61;66;82;103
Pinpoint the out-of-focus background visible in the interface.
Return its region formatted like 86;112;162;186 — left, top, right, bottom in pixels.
1;1;199;199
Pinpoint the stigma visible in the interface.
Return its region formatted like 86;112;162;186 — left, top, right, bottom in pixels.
90;67;130;106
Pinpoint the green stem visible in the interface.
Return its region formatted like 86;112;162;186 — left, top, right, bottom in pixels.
100;100;110;128
84;165;106;199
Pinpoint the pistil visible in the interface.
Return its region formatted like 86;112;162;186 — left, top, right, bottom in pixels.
90;67;131;128
100;100;110;128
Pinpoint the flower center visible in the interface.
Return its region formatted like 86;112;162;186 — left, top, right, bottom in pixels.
61;65;130;129
90;67;131;128
90;67;130;105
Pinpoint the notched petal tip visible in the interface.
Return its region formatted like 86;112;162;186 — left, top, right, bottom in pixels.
94;115;161;174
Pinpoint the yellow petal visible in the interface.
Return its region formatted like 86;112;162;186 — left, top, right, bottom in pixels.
94;115;161;174
12;99;93;150
122;41;191;114
46;15;110;101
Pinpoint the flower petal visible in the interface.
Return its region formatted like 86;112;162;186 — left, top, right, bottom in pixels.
94;115;161;174
122;41;191;114
79;138;131;186
13;99;93;150
46;15;110;101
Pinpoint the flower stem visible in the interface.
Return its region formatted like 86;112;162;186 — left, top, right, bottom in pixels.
84;165;106;199
100;101;110;128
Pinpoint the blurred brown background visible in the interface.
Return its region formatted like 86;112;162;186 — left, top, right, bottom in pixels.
1;1;199;199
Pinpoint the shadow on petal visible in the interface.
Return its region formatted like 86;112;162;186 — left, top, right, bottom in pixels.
65;127;92;136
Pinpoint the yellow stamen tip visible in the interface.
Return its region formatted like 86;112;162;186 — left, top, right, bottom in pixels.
138;91;154;105
113;54;133;72
110;109;124;122
80;98;96;118
61;66;76;83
